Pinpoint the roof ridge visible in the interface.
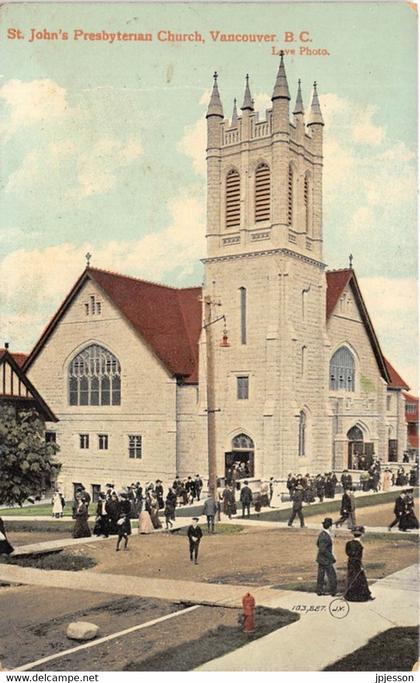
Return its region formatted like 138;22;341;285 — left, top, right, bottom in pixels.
88;266;200;292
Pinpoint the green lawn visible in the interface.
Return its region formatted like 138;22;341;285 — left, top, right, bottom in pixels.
0;503;73;517
250;489;419;523
324;627;419;671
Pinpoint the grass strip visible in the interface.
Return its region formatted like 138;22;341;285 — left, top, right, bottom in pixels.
324;626;419;671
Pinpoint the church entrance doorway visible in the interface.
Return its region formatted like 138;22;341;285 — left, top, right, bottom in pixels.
225;433;255;482
347;426;374;470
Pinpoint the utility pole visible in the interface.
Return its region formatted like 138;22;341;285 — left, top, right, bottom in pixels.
204;295;218;500
203;295;229;500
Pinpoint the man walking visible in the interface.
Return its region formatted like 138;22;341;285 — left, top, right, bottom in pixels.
187;517;203;564
388;490;406;531
240;481;253;518
202;496;218;533
316;518;337;596
288;484;305;528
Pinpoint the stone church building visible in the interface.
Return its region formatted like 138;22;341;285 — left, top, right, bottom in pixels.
24;57;409;498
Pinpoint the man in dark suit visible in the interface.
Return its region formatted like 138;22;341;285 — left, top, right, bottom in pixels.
341;469;353;491
388;491;406;531
287;485;305;528
187;517;203;564
240;481;253;518
334;488;352;528
316;517;337;596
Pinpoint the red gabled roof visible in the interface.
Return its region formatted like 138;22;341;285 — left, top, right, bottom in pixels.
384;357;409;390
403;392;419;404
326;269;353;319
0;348;28;367
326;269;392;386
24;268;202;383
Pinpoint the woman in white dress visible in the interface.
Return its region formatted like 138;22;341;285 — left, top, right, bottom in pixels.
51;490;64;518
382;469;393;492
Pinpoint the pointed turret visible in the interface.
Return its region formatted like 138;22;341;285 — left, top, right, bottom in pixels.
241;74;254;111
293;79;304;115
308;81;324;126
206;71;224;119
271;51;290;101
231;98;238;126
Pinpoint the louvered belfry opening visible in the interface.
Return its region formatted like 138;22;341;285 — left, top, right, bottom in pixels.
254;163;271;223
225;169;241;229
288;165;293;226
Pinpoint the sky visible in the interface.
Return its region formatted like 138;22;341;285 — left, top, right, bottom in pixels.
0;2;417;391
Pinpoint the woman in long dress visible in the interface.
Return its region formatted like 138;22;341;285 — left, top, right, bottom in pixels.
149;494;162;529
0;518;14;555
72;500;91;538
382;469;392;492
343;527;374;602
138;509;154;534
51;490;64;518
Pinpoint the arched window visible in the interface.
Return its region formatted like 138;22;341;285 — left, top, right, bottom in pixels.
304;173;312;233
239;287;247;345
298;411;306;456
288;164;294;227
255;163;270;222
69;344;121;406
330;346;355;391
232;433;254;450
225;169;240;229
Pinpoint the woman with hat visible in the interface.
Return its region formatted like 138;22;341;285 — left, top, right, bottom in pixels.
343;526;374;602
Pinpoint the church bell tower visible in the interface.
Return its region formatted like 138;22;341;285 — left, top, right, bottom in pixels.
202;56;330;480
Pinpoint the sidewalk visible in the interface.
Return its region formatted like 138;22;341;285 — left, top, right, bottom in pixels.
197;564;419;671
0;556;417;671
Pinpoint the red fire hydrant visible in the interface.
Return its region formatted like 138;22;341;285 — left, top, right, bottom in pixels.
242;592;256;634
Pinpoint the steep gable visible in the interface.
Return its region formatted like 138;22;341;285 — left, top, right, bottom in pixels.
24;267;202;382
0;349;58;421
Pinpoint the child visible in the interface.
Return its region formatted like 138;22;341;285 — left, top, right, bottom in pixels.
164;500;174;529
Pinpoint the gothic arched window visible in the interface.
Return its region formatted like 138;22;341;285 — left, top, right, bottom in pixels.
225;169;240;229
298;411;306;456
288;164;294;227
232;433;254;450
330;346;355;392
255;163;271;222
69;344;121;406
239;287;247;345
304;173;311;233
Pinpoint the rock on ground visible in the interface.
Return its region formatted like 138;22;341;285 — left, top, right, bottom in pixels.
66;622;99;641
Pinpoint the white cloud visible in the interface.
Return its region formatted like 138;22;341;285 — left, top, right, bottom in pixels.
6;134;143;199
0;79;70;138
352;105;385;146
0;190;205;352
177;117;206;177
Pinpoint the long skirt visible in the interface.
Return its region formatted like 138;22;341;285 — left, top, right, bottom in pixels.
0;538;14;555
73;517;91;538
139;511;154;534
399;512;419;531
150;509;162;529
344;560;372;602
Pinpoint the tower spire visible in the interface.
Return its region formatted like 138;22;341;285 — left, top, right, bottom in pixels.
206;71;224;119
308;81;324;126
271;50;290;101
293;79;304;115
241;74;254;111
231;97;238;126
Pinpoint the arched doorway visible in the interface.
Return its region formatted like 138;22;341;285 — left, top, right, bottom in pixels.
225;433;255;481
347;426;374;470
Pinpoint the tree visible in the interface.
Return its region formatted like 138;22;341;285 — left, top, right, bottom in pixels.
0;403;61;506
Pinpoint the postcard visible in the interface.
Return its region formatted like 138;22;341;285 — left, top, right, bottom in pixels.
0;1;418;676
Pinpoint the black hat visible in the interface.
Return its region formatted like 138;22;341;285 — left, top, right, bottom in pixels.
192;517;199;521
322;517;333;528
351;525;365;536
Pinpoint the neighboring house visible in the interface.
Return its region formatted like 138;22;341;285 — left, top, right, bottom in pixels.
403;392;419;460
23;58;410;498
0;346;57;425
